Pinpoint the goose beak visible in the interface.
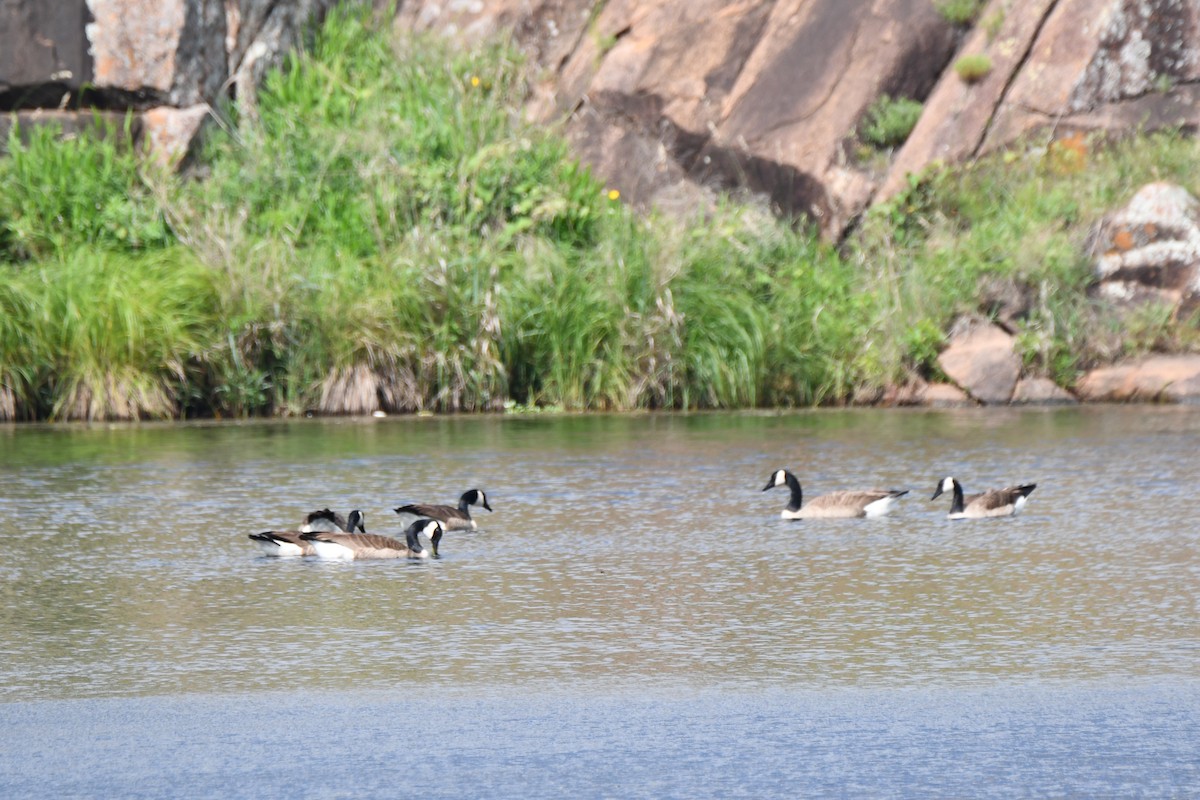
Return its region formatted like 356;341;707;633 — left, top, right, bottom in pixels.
931;486;944;500
483;501;493;512
431;531;442;558
761;480;774;492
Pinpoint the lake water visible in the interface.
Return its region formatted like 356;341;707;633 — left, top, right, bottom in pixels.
1;407;1198;797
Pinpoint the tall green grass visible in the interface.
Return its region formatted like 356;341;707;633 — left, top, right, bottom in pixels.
2;3;1199;421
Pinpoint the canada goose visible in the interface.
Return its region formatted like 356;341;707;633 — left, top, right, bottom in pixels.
248;510;366;556
394;489;492;531
762;468;908;519
932;477;1037;519
300;519;444;561
300;508;367;534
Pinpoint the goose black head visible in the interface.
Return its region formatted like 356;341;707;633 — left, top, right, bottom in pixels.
464;489;492;512
931;477;959;501
406;518;444;557
347;509;367;533
762;468;791;492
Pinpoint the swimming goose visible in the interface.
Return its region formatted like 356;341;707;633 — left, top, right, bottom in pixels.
394;489;492;531
300;508;367;534
932;477;1036;519
762;468;908;519
248;510;366;556
300;519;444;561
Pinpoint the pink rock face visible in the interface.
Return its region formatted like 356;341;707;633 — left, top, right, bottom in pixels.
390;0;1200;238
406;0;957;238
984;0;1200;150
1076;355;1200;402
878;0;1059;202
86;0;186;96
936;323;1022;405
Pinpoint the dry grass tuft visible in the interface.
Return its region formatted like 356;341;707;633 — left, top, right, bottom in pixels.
319;364;381;415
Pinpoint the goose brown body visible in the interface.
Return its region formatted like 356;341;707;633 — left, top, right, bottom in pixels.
932;478;1037;519
394;489;491;531
249;509;366;556
763;469;908;519
301;519;443;560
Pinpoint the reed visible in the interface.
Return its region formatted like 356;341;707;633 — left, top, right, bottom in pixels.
5;249;216;420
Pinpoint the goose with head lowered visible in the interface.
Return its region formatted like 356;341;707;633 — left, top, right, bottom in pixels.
394;489;492;531
300;519;444;561
299;508;367;534
248;509;366;557
932;477;1036;519
762;468;908;519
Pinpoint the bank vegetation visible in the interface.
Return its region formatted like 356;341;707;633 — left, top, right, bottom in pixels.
1;6;1198;420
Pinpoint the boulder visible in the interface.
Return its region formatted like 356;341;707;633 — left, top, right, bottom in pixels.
871;379;973;407
920;382;974;407
1091;182;1200;315
140;103;210;169
936;321;1022;404
1075;354;1200;402
1011;377;1077;405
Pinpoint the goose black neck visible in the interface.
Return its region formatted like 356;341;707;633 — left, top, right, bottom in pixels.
783;472;803;512
457;496;472;515
404;525;423;554
949;481;964;514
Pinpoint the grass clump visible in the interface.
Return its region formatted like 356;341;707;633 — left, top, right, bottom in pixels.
954;54;993;83
860;95;924;149
0;118;170;261
935;0;985;26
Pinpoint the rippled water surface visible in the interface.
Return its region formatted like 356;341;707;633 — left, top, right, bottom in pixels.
1;407;1198;796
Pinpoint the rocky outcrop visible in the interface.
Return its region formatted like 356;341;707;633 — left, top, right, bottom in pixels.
395;0;1200;238
1076;354;1200;402
6;1;1200;228
885;0;1200;201
937;321;1023;405
86;0;227;108
985;0;1200;150
1091;182;1200;314
415;0;962;238
0;0;337;164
